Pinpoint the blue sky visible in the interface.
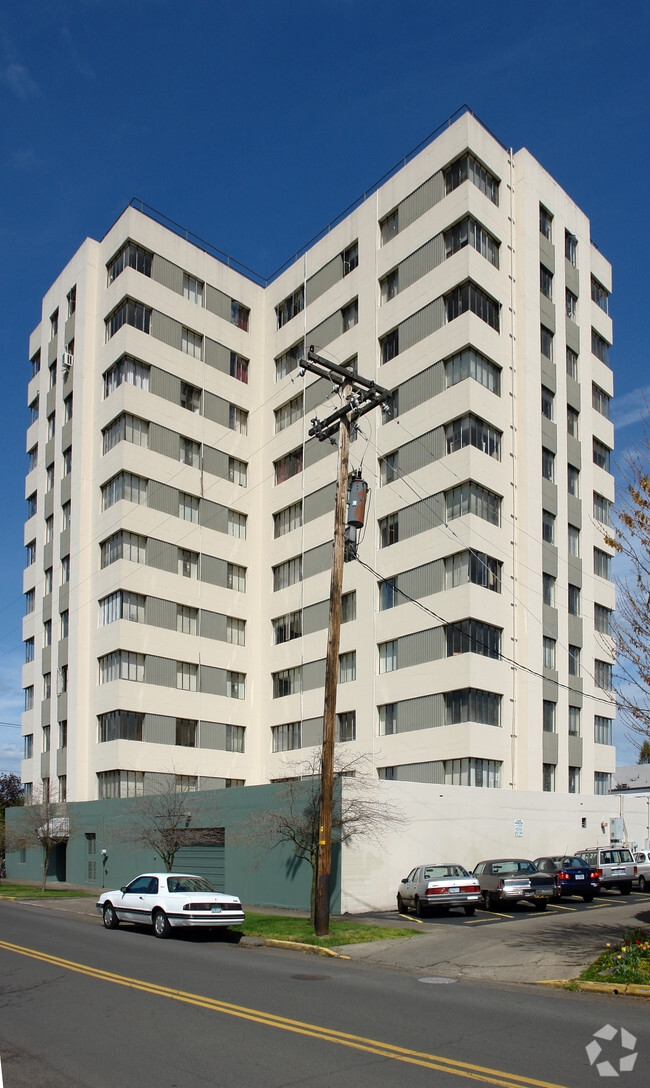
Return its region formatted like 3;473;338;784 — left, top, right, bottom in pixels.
1;0;649;775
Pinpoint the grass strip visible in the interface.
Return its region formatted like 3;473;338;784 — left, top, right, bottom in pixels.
241;912;419;948
0;884;94;899
579;928;650;985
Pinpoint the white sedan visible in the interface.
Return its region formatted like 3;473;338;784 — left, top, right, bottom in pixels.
96;873;245;938
397;863;482;917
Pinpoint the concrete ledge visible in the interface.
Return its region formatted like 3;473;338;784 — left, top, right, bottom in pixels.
241;936;349;958
538;979;650;997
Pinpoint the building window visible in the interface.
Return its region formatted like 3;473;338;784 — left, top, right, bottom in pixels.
338;652;356;684
275;341;303;381
591;329;610;365
101;472;147;510
226;617;246;646
43;673;51;699
50;309;59;338
179;436;200;467
272;723;301;753
565;231;577;266
542;510;555;544
44;515;54;543
103;356;150;397
567;465;579;498
541;386;554;420
275;394;303;434
594;717;613;745
227;563;246;592
107;242;152;283
101;531;146;568
594;771;611;795
228;405;248;435
567;406;579;438
591;277;609;314
444;346;500;396
99;590;145;626
541;448;555;482
178;548;199;579
25;588;35;615
378;704;397;735
446;620;501;659
44;567;53;594
183;273;204;305
98;650;144;684
226;725;245;753
592;384;610;419
568;584;580;616
106;299;151;340
62;447;72;476
63;394;73;422
230;352;249;384
380;451;398;485
227;510;247;539
276;285;304;329
24;636;34;663
60;610;69;640
49;362;57;389
569;707;581;736
540;325;553;360
380;268;399;304
272;555;302;591
444;152;499;204
273;609;302;644
342;298;358;332
594;604;613;635
565;289;578;322
336;711;356;742
593;438;611;472
380;328;399;363
542;763;556;792
176;604;197;635
24;685;34;710
61;555;70;583
379;512;398;548
59;720;68;748
445;282;500;331
274;448;302;484
180;381;201;414
566;347;578;380
543;637;556;670
343;242;359;274
29;396;39;425
568;525;580;557
181;327;203;360
568;645;580;676
444;689;501;727
26;539;36;566
273;667;301;698
593;493;612;526
42;725;51;753
444;217;499;267
228;457;248;487
594;659;613;690
176;661;198;692
540;265;553;299
98;711;144;743
543;701;556;733
445;414;501;459
68;287;77;315
46;464;55;492
178;492;199;523
379;578;398;610
445;551;501;592
47;412;56;439
446;481;501;526
231;300;249;331
24;734;33;758
274;501;302;538
539;205;553;240
28;445;38;473
543;572;555;607
379;640;398;673
26;493;37;519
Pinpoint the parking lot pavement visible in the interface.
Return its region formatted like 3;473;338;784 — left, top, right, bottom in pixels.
335;892;650;982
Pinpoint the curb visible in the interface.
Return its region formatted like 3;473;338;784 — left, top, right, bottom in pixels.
241;936;350;958
537;979;650;997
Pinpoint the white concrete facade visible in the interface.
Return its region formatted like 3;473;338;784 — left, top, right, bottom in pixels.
21;113;617;862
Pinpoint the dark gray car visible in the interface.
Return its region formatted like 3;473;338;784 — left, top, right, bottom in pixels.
473;858;555;911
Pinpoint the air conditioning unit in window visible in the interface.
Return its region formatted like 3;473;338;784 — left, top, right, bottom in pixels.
61;352;74;371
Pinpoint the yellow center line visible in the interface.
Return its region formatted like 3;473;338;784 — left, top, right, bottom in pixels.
0;938;572;1088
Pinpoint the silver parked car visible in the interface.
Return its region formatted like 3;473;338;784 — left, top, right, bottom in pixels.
397;863;482;917
473;858;555;911
633;850;650;891
574;848;636;894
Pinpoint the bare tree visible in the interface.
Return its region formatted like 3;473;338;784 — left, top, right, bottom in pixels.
117;778;218;871
4;786;76;891
1;772;24;864
604;419;650;748
243;750;404;924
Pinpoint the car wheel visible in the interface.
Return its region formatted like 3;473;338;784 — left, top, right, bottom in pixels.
484;892;499;912
620;882;632;896
534;899;547;912
464;905;476;916
639;876;647;892
582;894;594;903
102;903;119;930
153;909;171;938
397;894;408;915
415;897;427;918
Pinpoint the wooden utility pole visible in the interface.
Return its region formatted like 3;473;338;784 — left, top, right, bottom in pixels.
301;349;389;936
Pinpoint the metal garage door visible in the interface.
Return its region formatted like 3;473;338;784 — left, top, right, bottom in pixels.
174;845;225;890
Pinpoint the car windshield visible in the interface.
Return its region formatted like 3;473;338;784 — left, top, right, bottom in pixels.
422;865;469;879
495;861;536;874
165;876;215;893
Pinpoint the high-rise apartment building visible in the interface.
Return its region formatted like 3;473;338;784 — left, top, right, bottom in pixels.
21;111;616;812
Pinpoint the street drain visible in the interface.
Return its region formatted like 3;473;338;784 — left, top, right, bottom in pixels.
418;977;457;984
291;974;331;981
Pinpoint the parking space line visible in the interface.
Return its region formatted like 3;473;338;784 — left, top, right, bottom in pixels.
547;903;578;911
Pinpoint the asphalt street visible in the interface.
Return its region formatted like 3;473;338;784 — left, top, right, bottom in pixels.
0;899;648;1088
